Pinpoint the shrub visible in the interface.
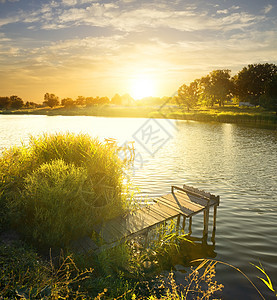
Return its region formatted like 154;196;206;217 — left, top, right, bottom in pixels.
0;133;131;247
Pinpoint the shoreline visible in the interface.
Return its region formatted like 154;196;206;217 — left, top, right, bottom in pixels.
1;105;276;129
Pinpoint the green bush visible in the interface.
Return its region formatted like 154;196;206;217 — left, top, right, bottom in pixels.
0;133;131;247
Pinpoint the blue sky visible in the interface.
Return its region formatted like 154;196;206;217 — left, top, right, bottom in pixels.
0;0;276;102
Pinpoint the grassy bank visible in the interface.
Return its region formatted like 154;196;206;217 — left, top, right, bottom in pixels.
1;105;276;128
0;133;225;299
0;133;275;299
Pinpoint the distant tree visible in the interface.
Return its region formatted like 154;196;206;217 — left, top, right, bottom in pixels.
233;63;277;106
76;96;86;106
198;70;232;107
0;97;10;109
209;70;232;106
259;74;277;112
9;95;24;109
25;101;39;109
85;97;98;107
98;96;110;105
43;93;59;108
177;80;199;111
111;94;122;105
61;98;75;108
121;94;134;105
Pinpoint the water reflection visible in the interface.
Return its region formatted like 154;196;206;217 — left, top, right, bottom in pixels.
1;115;277;299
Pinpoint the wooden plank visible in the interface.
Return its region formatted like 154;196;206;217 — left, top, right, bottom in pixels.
140;207;165;224
148;202;179;220
171;192;205;210
161;194;204;214
91;185;220;248
175;190;208;207
143;206;168;223
154;196;190;215
96;225;123;244
109;216;133;238
120;210;158;235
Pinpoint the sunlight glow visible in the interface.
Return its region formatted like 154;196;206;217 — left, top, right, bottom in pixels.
130;75;157;100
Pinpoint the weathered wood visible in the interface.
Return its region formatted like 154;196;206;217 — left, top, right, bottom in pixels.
90;184;220;251
189;217;192;234
160;194;205;215
182;216;186;232
176;215;181;234
213;205;218;230
203;208;209;237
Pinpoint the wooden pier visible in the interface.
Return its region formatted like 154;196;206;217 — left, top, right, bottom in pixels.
71;184;220;254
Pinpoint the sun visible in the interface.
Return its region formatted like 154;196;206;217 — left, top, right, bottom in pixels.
130;76;157;100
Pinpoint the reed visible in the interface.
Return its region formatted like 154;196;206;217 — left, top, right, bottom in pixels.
0;133;132;247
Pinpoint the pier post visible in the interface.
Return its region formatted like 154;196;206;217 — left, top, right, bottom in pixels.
176;215;181;234
211;205;218;245
188;217;192;234
203;208;209;237
182;216;186;233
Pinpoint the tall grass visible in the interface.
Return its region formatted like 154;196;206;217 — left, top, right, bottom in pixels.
0;133;132;247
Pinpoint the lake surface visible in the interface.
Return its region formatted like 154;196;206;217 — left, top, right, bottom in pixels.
1;114;276;299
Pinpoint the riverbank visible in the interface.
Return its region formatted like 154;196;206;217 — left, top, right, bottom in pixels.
1;105;276;128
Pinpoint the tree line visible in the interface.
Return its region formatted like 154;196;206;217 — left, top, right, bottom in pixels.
42;93;136;108
0;95;39;110
1;63;276;111
177;63;277;111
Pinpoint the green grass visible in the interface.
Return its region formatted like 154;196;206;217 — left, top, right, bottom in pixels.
1;104;276;127
0;133;132;248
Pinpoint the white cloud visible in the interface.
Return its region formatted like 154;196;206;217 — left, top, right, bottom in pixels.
0;0;19;3
263;4;273;14
217;9;228;14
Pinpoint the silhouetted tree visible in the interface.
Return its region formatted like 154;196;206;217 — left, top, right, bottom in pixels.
61;98;75;108
25;101;39;109
9;95;24;109
197;70;232;107
0;97;10;109
43;93;59;108
76;96;86;106
233;63;277;106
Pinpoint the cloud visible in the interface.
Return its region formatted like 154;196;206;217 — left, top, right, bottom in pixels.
0;1;267;34
217;9;228;14
0;0;19;3
263;4;273;14
35;2;265;34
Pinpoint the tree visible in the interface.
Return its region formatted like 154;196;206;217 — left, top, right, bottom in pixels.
43;93;59;108
209;70;232;106
75;96;86;106
0;97;10;109
111;94;122;105
260;74;277;112
9;95;24;109
98;96;110;105
198;70;232;107
25;101;39;109
85;96;98;106
177;80;199;111
61;98;75;108
233;63;277;106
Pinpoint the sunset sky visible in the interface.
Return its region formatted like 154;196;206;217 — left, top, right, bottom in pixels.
0;0;276;102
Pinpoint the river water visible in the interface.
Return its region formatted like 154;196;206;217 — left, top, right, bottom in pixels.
0;114;276;299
